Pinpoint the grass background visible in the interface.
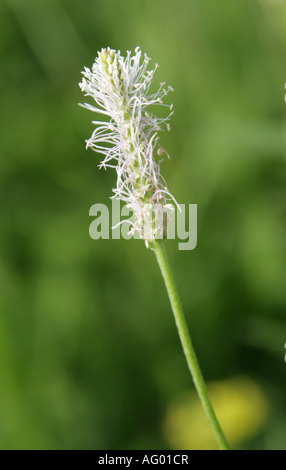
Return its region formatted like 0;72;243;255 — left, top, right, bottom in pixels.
0;0;286;449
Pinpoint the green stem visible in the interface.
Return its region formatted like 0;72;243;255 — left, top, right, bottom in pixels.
152;239;230;450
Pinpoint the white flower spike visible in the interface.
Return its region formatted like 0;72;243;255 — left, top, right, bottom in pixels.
79;47;176;246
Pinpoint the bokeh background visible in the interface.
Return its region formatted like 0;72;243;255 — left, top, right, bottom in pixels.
0;0;286;450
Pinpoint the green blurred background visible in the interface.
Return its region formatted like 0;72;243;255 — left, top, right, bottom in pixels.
0;0;286;450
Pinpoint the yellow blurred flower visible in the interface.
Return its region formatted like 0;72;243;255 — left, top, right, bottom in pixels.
162;376;269;450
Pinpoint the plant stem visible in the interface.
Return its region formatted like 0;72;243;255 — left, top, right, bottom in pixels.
152;239;230;450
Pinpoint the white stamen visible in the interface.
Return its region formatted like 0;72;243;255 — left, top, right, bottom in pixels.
79;47;177;242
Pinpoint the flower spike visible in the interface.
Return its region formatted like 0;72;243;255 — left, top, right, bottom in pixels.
79;47;176;245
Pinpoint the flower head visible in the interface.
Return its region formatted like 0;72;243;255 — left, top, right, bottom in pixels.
79;47;176;245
